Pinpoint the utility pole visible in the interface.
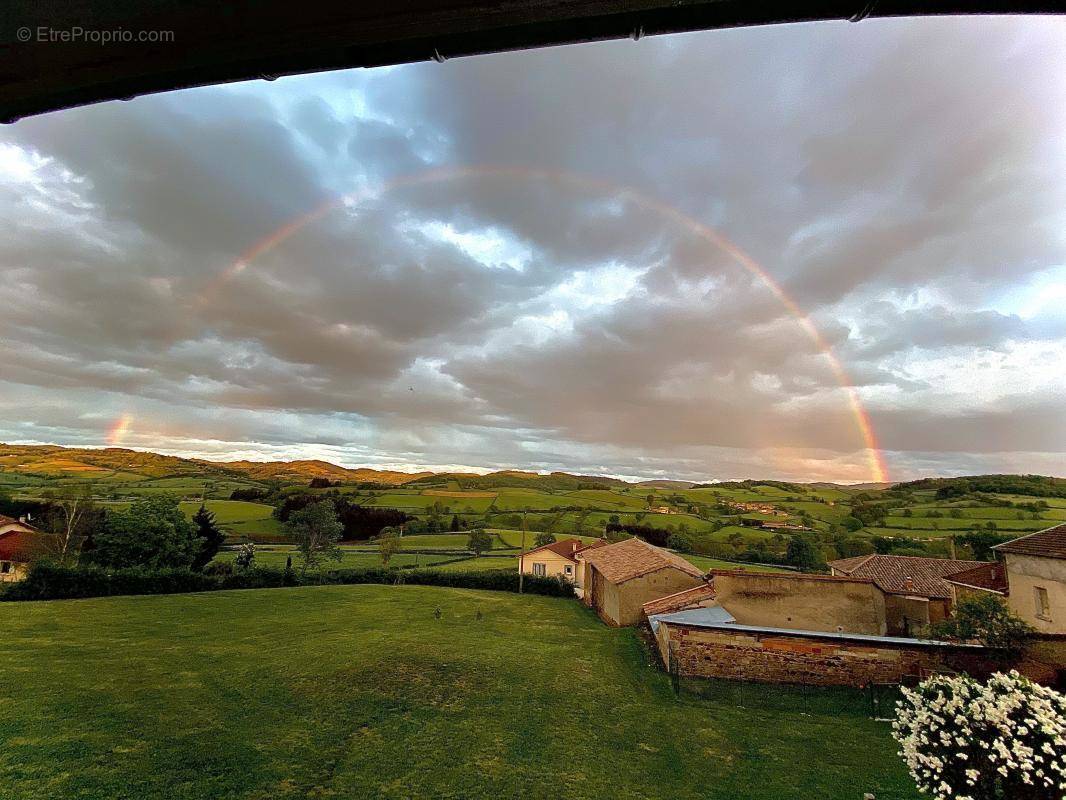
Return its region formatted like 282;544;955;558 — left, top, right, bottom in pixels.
518;509;528;594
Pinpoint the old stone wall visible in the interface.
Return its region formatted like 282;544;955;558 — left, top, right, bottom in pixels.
662;624;968;687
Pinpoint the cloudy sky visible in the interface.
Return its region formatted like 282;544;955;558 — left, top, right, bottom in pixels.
1;17;1064;483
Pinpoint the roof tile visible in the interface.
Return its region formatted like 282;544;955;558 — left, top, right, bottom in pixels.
993;524;1066;560
828;554;985;599
581;537;704;584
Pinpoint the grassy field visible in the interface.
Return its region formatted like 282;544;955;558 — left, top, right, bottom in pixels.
0;585;917;800
682;554;790;573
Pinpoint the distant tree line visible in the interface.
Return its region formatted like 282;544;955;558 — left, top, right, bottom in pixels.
895;474;1066;499
273;493;409;540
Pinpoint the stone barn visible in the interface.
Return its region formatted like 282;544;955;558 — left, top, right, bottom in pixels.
580;537;705;626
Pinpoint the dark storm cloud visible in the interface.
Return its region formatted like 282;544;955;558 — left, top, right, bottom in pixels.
1;16;1064;481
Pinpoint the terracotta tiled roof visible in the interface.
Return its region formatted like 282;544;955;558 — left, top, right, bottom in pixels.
521;537;601;562
825;554;875;573
944;561;1009;594
641;583;716;617
580;537;704;584
828;554;985;600
0;529;49;562
993;524;1066;561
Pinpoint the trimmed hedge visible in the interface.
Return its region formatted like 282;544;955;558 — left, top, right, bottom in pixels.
1;562;575;602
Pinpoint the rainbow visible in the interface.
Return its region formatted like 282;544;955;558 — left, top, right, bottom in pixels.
200;166;889;482
107;413;133;446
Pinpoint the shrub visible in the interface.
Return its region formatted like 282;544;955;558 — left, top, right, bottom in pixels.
234;542;256;571
3;562;215;601
931;594;1033;659
893;671;1066;800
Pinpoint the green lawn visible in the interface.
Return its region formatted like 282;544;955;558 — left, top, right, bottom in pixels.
0;585;917;799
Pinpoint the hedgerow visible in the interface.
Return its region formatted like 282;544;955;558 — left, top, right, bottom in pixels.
1;562;574;601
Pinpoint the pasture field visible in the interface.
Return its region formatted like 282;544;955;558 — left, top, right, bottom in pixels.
681;555;790;573
492;528;603;549
435;554;521;571
0;585;917;800
177;499;275;523
879;515;1050;531
863;526;956;540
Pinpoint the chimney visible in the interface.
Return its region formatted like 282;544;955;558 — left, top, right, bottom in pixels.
902;576;914;592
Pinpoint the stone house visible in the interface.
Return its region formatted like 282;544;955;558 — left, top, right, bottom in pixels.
0;514;47;582
580;537;706;626
517;537;605;590
991;525;1066;635
828;554;986;635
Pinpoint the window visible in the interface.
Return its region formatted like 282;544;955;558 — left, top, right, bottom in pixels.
1034;587;1051;619
564;565;573;576
0;562;9;574
532;563;546;577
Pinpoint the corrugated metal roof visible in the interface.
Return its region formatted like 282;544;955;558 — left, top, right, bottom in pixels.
654;616;984;648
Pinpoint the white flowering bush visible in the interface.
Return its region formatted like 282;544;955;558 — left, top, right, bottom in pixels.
893;671;1066;800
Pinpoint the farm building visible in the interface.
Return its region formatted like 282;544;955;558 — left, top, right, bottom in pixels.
828;554;985;635
0;515;49;582
648;569;988;687
710;570;889;635
992;524;1066;635
580;537;706;626
517;537;605;589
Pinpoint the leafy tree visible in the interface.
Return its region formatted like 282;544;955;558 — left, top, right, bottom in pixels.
286;500;344;572
841;535;875;558
450;514;461;532
378;529;403;567
533;531;556;548
842;515;863;532
191;504;226;570
467;528;492;557
852;502;888;526
41;485;96;564
606;522;671;547
785;536;825;572
931;594;1033;659
91;496;198;569
667;530;694;553
273;492;409;539
956;530;1011;560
